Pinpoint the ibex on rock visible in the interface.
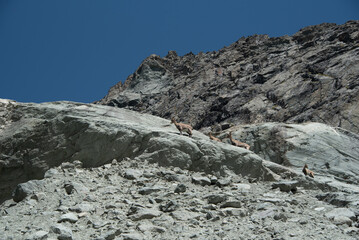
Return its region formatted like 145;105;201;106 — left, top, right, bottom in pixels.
302;164;314;178
209;132;222;142
228;132;250;150
171;117;193;137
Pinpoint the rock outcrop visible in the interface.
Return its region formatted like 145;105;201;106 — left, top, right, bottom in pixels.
97;20;359;134
0;99;286;204
1;99;359;238
220;122;359;192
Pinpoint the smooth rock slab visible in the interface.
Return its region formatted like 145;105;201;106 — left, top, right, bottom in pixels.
69;203;94;213
129;208;162;221
325;208;356;221
216;178;231;187
44;168;60;178
124;169;142;180
58;212;78;223
221;208;247;217
138;186;162;195
333;216;352;226
191;176;211;186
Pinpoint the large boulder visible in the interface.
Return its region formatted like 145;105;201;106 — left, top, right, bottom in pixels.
0;99;285;203
228;122;359;189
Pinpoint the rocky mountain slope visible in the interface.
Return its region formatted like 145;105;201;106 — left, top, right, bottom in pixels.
96;20;359;134
1;20;359;240
1;156;358;240
1;99;359;239
0;99;282;204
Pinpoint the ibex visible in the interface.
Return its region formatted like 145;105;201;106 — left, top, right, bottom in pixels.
209;132;222;142
302;164;314;178
228;131;250;150
171;117;193;137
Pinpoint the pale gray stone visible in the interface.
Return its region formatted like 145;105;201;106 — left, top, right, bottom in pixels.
221;208;247;217
58;212;78;223
192;176;211;186
124;169;142;180
129;208;162;221
69;203;94;213
44;168;59;178
138;186;162;195
325;208;356;221
333;216;352;226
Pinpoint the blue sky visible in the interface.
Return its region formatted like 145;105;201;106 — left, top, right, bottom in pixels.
1;0;358;103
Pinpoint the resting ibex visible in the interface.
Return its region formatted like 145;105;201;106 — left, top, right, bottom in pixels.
209;132;222;142
228;132;250;150
171;117;193;137
302;164;314;178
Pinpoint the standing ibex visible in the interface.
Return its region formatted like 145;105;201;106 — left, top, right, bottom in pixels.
209;132;222;142
228;131;250;150
302;164;314;178
171;117;193;137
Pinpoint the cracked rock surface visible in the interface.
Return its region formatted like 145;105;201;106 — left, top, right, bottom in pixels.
97;20;359;134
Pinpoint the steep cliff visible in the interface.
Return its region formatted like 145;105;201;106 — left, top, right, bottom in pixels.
97;20;359;134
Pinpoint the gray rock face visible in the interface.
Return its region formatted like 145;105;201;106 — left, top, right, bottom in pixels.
230;122;359;188
0;100;286;203
97;21;359;135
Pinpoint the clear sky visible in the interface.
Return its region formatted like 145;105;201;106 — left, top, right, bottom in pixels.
1;0;358;103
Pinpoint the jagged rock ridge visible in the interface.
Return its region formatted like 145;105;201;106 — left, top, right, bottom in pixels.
97;20;359;134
